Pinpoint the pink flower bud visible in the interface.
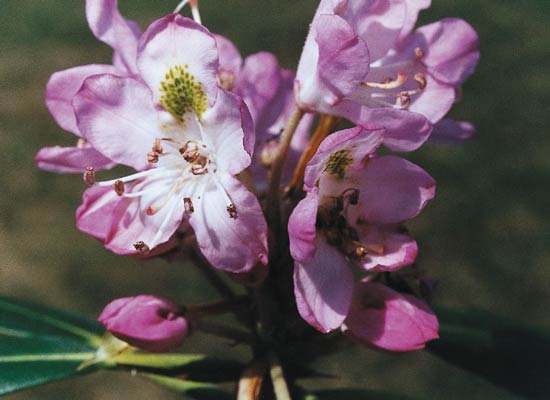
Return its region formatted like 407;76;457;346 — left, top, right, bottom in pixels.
98;295;188;352
345;283;439;352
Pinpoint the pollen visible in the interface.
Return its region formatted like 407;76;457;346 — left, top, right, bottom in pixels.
159;65;207;122
323;149;353;179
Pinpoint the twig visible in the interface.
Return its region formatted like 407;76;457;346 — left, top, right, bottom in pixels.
269;351;292;400
266;106;305;233
237;359;268;400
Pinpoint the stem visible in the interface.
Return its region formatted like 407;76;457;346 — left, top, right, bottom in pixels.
190;251;236;301
266;106;305;233
285;114;340;197
237;359;267;400
269;352;292;400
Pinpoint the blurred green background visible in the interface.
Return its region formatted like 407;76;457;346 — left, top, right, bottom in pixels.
1;0;549;398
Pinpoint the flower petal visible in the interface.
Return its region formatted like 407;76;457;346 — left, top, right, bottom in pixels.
294;238;354;333
337;0;406;62
200;89;253;175
137;14;219;108
428;118;476;145
289;187;320;264
357;227;418;271
345;282;439;351
214;34;242;76
77;186;120;241
409;18;479;86
35;144;115;174
399;0;431;40
74;74;159;171
296;13;369;110
86;0;141;73
46;64;118;136
353;155;435;224
304;126;384;188
99;295;188;352
189;173;268;273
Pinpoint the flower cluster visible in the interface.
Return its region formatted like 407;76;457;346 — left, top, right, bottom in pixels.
38;0;478;355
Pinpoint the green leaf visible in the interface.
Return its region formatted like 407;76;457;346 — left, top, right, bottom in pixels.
140;373;232;400
0;296;103;395
429;307;550;399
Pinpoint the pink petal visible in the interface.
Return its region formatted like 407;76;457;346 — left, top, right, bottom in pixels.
77;186;120;241
412;18;479;86
214;34;242;76
354;155;435;224
296;13;369;110
73;74;159;171
428;118;476;144
99;295;188;352
357;227;418;271
345;282;439;351
46;64;117;136
304;126;384;188
35;144;115;174
288;187;320;264
103;181;185;256
294;238;354;333
201;89;253;175
189;173;268;273
137;14;219;107
332;102;433;152
399;0;431;40
337;0;406;62
86;0;141;73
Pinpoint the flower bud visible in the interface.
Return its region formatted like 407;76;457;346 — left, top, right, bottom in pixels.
98;295;188;352
344;282;439;352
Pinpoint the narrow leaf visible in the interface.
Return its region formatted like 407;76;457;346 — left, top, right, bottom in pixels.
0;296;103;395
429;307;550;399
140;373;232;400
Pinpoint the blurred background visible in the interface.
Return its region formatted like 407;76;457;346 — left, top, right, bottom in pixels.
1;0;549;398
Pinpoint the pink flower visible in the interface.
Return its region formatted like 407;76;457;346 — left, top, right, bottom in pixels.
295;0;479;151
288;126;435;332
98;295;188;352
344;281;439;351
36;0;141;173
74;14;268;272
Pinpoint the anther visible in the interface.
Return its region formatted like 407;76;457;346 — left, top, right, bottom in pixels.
396;92;411;108
152;139;164;154
227;204;238;219
77;138;87;149
414;73;427;90
355;245;368;258
83;167;95;186
180;141;200;162
146;206;155;216
147;151;159;163
113;180;125;196
133;241;150;254
191;164;208;175
183;197;194;214
414;47;424;60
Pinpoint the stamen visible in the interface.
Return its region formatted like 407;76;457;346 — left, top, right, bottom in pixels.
153;138;164;154
180;141;200;162
183;197;194;214
113;180;125;196
362;72;408;90
395;92;411;108
133;241;150;255
191;163;208;175
414;47;424;60
77;138;87;149
83;167;95;186
227;204;238;219
355;245;368;258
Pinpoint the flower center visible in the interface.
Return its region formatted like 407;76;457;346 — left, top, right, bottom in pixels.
316;188;385;261
160;65;208;122
356;47;427;109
